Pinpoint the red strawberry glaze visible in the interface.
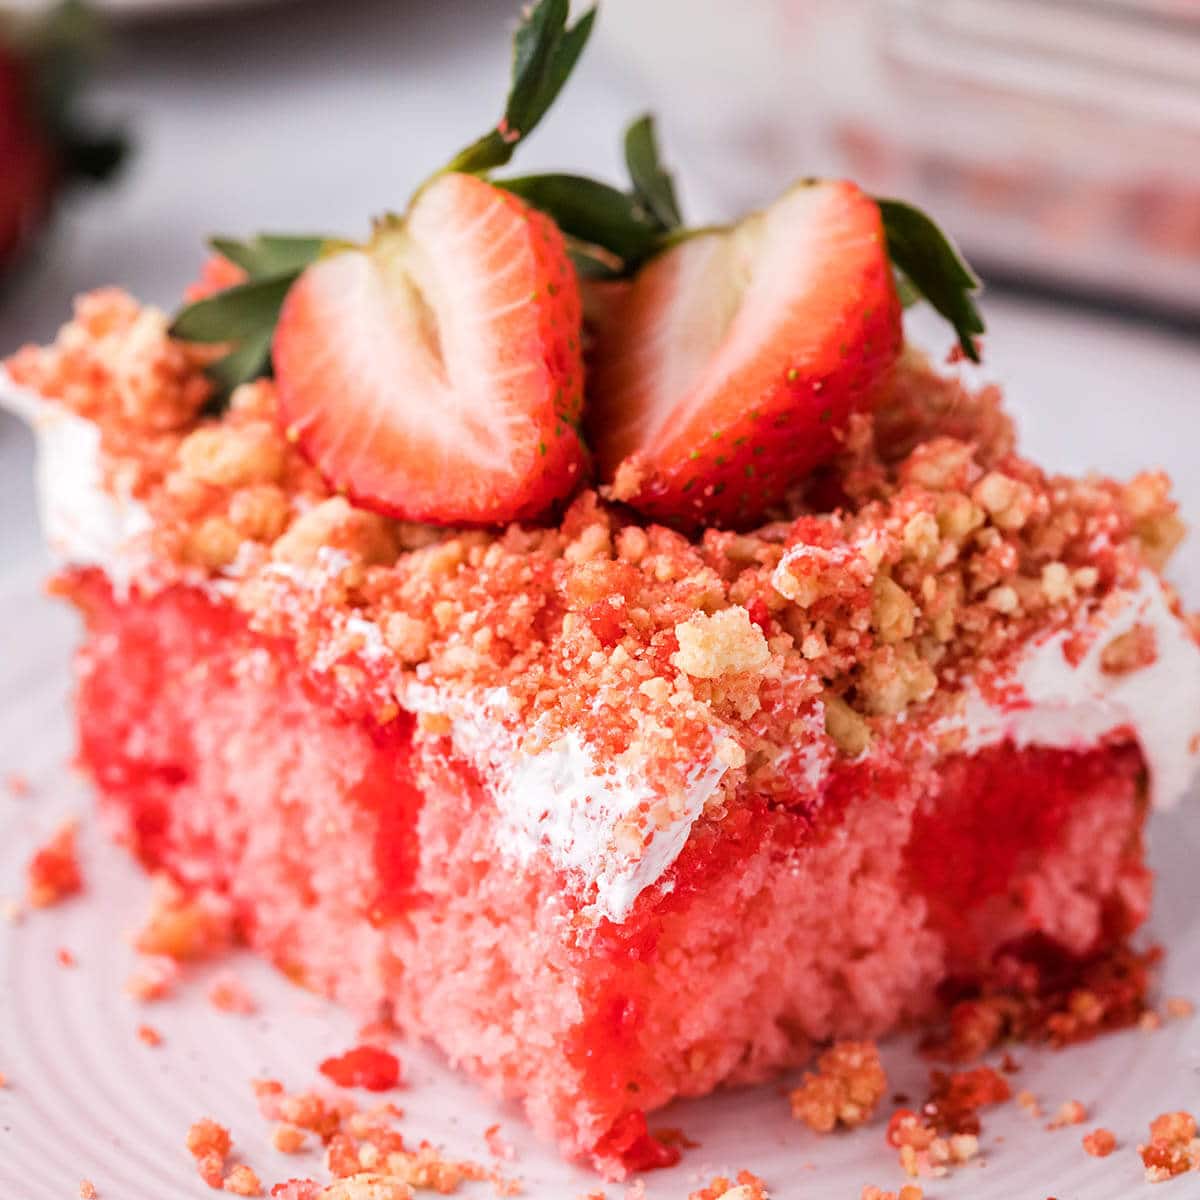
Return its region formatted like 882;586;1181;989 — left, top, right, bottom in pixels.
319;1046;402;1092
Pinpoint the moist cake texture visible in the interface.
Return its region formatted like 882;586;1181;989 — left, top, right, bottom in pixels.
5;287;1200;1175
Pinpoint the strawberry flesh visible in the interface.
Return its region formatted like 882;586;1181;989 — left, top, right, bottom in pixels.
587;179;902;527
273;172;586;526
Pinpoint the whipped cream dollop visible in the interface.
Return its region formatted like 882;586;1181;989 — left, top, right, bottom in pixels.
948;573;1200;808
2;370;152;591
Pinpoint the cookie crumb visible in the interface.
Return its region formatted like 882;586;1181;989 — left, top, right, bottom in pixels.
223;1164;263;1196
790;1041;887;1133
136;1023;163;1047
26;819;82;908
1047;1100;1088;1130
1138;1111;1198;1182
187;1118;232;1188
687;1170;770;1199
1083;1128;1117;1158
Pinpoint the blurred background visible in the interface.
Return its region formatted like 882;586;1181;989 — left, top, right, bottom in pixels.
2;0;1199;572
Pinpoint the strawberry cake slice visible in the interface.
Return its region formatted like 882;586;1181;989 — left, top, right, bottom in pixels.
5;0;1200;1180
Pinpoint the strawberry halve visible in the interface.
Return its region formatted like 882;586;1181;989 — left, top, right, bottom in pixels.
5;292;1200;1178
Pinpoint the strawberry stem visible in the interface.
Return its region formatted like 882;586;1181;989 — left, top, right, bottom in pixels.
445;0;596;176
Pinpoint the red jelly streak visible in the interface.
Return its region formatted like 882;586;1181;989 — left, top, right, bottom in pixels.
318;1045;402;1091
593;1110;682;1173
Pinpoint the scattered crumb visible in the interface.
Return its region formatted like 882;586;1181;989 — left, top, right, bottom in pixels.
0;1071;7;1087
136;1023;163;1047
262;1180;319;1200
1016;1089;1042;1118
861;1187;923;1200
56;946;77;968
484;1124;515;1161
922;943;1161;1061
687;1172;769;1200
885;1065;1008;1178
78;1181;97;1200
790;1041;887;1133
134;872;233;962
209;971;258;1015
1165;997;1195;1020
26;819;83;908
271;1125;308;1154
224;1164;263;1196
1;898;22;924
125;954;181;1002
1141;1010;1164;1032
1047;1100;1088;1130
1138;1111;1199;1182
6;771;30;797
924;1065;1011;1135
187;1117;232;1189
267;1182;322;1200
1083;1128;1117;1157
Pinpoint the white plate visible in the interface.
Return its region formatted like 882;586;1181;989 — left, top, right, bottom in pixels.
2;581;1200;1198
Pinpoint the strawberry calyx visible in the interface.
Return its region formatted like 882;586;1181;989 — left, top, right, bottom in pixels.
504;126;984;362
169;0;597;403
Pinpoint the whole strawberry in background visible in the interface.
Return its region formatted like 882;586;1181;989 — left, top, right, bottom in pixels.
0;0;124;278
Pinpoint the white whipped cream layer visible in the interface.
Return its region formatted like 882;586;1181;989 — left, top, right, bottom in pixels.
404;683;729;922
946;573;1200;808
2;370;152;592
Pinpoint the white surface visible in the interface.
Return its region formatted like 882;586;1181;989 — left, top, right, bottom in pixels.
2;562;1199;1200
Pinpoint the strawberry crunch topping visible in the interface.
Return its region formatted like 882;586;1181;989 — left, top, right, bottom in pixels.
1139;1111;1200;1182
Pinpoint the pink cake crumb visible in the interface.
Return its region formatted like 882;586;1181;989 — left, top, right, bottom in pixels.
26;819;82;908
209;971;257;1015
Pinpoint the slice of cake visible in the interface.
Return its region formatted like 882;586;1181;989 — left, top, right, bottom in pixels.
6;1;1200;1181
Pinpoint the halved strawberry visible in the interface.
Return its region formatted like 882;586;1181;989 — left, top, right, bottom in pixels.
273;171;587;526
587;179;903;527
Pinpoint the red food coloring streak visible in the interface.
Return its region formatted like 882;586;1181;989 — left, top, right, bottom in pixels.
907;744;1141;964
318;1045;401;1092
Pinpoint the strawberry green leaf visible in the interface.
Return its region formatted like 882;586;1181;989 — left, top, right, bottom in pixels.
877;198;984;362
210;234;325;279
623;114;682;231
500;173;661;263
447;0;596;175
170;273;296;344
205;327;274;399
